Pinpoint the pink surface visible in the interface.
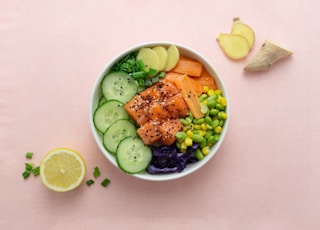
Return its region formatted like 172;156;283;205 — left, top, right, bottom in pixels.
1;0;320;229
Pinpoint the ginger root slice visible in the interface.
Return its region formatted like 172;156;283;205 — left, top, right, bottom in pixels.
244;40;293;71
217;33;250;60
231;17;255;50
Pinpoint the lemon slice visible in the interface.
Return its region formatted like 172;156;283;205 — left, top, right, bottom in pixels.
40;148;86;192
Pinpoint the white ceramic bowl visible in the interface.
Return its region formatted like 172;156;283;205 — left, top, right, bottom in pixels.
89;41;229;181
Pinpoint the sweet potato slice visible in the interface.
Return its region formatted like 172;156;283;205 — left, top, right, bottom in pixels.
174;75;204;119
191;69;217;90
171;56;203;77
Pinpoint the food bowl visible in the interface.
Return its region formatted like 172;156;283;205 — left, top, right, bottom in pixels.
89;41;229;181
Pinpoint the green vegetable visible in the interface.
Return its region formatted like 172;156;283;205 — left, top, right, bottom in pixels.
23;171;31;179
26;152;33;159
86;179;95;186
176;88;228;158
25;163;33;171
101;178;110;187
32;166;40;176
93;166;100;178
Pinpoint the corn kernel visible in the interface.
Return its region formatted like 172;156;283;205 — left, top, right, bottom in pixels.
186;130;193;137
202;146;210;155
220;97;227;107
194;124;201;130
214;126;222;134
207;89;215;96
200;130;206;136
203;86;209;93
214;89;222;95
184;137;193;146
180;142;187;150
221;112;228;120
201;123;207;131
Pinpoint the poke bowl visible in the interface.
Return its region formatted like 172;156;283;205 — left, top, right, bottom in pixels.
89;41;229;181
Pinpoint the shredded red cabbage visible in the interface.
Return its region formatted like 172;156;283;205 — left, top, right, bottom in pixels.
147;143;199;174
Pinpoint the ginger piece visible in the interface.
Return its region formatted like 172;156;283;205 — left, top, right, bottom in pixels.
216;33;250;60
244;40;293;71
231;17;255;50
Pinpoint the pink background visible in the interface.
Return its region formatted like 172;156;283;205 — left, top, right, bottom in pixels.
1;0;320;229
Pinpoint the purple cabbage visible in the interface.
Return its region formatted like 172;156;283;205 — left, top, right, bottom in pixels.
147;143;199;174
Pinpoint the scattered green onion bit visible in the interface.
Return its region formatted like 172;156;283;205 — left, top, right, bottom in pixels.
26;152;33;159
93;166;100;178
25;163;33;171
23;171;31;179
86;179;95;186
32;166;40;176
101;178;110;187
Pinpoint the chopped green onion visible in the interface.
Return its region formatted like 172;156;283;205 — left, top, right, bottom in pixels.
136;59;146;71
158;72;166;78
101;178;110;187
151;76;159;83
148;68;158;77
25;163;33;171
93;166;100;178
32;166;40;176
26;152;33;159
131;71;146;79
145;79;153;87
23;171;31;179
137;79;145;86
86;179;95;186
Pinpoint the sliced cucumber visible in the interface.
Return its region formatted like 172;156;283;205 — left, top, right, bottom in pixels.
98;96;107;106
103;119;137;154
101;71;138;104
116;136;152;174
93;100;129;133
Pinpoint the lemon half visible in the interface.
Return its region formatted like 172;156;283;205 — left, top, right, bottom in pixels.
40;148;86;192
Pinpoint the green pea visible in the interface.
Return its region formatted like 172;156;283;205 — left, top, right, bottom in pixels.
199;94;208;101
207;100;217;109
213;134;220;142
175;131;187;140
207;135;216;145
211;119;219;129
193;118;205;124
207;94;217;101
192;134;204;143
204;130;213;139
195;149;204;160
200;139;207;148
215;103;224;111
209;109;219;116
205;116;212;124
185;117;192;124
179;118;189;126
219;120;224;126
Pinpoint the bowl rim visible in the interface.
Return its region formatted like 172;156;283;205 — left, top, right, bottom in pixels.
89;41;230;181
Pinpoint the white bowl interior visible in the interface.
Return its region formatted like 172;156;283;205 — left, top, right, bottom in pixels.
89;41;229;181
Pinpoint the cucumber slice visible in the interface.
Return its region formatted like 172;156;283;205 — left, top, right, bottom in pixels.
93;100;129;133
101;72;137;104
103;119;137;154
116;136;152;174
